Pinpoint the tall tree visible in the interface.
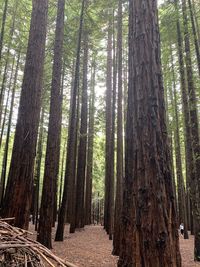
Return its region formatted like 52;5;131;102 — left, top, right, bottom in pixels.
37;0;65;249
118;0;181;265
55;0;86;240
188;0;200;77
181;0;200;258
75;29;88;229
85;59;95;225
1;0;49;229
113;0;123;256
0;51;21;207
174;0;194;234
104;15;113;235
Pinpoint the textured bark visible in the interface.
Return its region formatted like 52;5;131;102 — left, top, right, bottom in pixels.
0;51;20;207
85;60;95;226
104;16;113;233
1;0;48;229
75;31;88;229
118;0;181;266
181;0;200;258
37;0;64;249
55;0;85;240
113;0;123;256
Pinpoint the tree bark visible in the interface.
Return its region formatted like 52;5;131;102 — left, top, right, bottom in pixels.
55;0;85;240
75;30;88;229
104;15;113;234
174;0;194;234
85;59;95;226
113;0;123;255
118;0;181;265
1;0;48;229
0;51;20;207
37;0;64;249
181;0;200;258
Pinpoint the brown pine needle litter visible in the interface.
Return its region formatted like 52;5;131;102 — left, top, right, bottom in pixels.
0;218;78;267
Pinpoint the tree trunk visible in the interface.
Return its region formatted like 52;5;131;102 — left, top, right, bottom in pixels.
37;0;64;249
34;107;44;231
0;1;18;127
0;0;9;61
174;0;194;234
113;0;123;255
75;30;88;229
0;58;15;148
1;0;48;229
85;59;95;225
118;0;181;265
169;43;189;239
181;0;200;258
188;0;200;77
55;0;85;240
104;15;113;234
0;51;20;207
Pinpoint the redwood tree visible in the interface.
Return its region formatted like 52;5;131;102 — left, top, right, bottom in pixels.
37;0;65;249
118;0;181;265
1;0;48;229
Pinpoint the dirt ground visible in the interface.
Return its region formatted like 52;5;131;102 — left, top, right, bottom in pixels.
29;224;200;267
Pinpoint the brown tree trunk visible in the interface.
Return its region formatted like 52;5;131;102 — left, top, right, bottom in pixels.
113;0;123;256
108;13;116;240
1;0;48;229
191;0;200;44
118;0;181;265
0;58;15;148
0;51;20;207
104;15;113;234
75;30;88;229
0;1;18;126
181;0;200;258
174;0;194;234
169;44;189;239
0;51;10;132
55;0;85;240
85;59;95;226
37;0;64;249
34;107;44;231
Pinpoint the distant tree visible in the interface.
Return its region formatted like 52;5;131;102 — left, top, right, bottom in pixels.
113;0;123;256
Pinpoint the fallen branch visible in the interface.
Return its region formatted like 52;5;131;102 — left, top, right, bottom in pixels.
0;220;78;267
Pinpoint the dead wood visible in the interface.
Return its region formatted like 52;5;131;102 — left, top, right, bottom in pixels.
0;220;78;267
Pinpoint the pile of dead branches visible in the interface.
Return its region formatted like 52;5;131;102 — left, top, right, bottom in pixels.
0;219;77;267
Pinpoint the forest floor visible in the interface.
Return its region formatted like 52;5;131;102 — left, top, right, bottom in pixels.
29;224;200;267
